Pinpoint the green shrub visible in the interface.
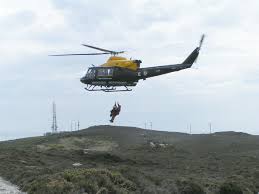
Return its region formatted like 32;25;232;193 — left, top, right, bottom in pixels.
219;182;243;194
176;179;205;194
26;168;136;194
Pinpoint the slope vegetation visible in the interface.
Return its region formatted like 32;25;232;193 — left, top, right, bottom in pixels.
0;125;258;193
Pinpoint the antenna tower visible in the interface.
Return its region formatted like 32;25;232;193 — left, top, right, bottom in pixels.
51;102;58;133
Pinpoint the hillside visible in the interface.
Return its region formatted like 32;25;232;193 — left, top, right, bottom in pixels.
0;125;258;194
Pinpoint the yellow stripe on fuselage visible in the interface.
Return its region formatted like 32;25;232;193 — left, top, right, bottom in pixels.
101;56;138;71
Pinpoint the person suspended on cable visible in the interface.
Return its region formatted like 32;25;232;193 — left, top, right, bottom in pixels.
110;102;121;123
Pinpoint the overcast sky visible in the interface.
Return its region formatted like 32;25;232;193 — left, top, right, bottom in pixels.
0;0;259;140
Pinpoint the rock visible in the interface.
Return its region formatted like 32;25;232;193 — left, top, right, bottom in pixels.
150;142;156;148
159;144;166;148
72;163;82;167
0;177;25;194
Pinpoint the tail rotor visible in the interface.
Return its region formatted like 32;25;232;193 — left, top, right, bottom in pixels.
198;34;205;51
194;34;205;63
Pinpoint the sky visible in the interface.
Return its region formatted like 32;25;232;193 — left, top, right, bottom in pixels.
0;0;259;140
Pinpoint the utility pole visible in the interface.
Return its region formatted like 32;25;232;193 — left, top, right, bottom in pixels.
150;122;153;130
78;121;80;131
189;124;192;135
209;122;212;134
70;122;73;132
51;102;58;133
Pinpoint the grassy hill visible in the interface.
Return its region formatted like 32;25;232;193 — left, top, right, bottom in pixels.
0;125;258;194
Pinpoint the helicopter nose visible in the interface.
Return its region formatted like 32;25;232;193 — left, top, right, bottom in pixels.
80;77;86;83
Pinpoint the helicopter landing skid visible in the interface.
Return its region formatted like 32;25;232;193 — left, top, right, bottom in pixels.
85;85;132;92
103;87;132;92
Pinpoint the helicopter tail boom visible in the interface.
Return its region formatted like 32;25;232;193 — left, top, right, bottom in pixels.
139;63;191;79
139;34;205;80
181;47;200;67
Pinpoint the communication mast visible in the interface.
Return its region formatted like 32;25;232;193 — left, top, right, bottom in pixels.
51;102;58;133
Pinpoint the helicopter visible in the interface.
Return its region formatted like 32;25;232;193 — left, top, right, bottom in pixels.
50;34;205;92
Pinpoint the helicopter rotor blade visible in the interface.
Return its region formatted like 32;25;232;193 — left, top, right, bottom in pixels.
82;44;125;55
82;44;114;53
49;52;111;56
198;34;205;50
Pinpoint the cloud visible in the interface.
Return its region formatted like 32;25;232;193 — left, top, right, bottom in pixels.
0;0;259;139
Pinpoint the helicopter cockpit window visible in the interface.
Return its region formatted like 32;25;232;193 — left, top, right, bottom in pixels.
97;68;113;77
86;68;95;79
